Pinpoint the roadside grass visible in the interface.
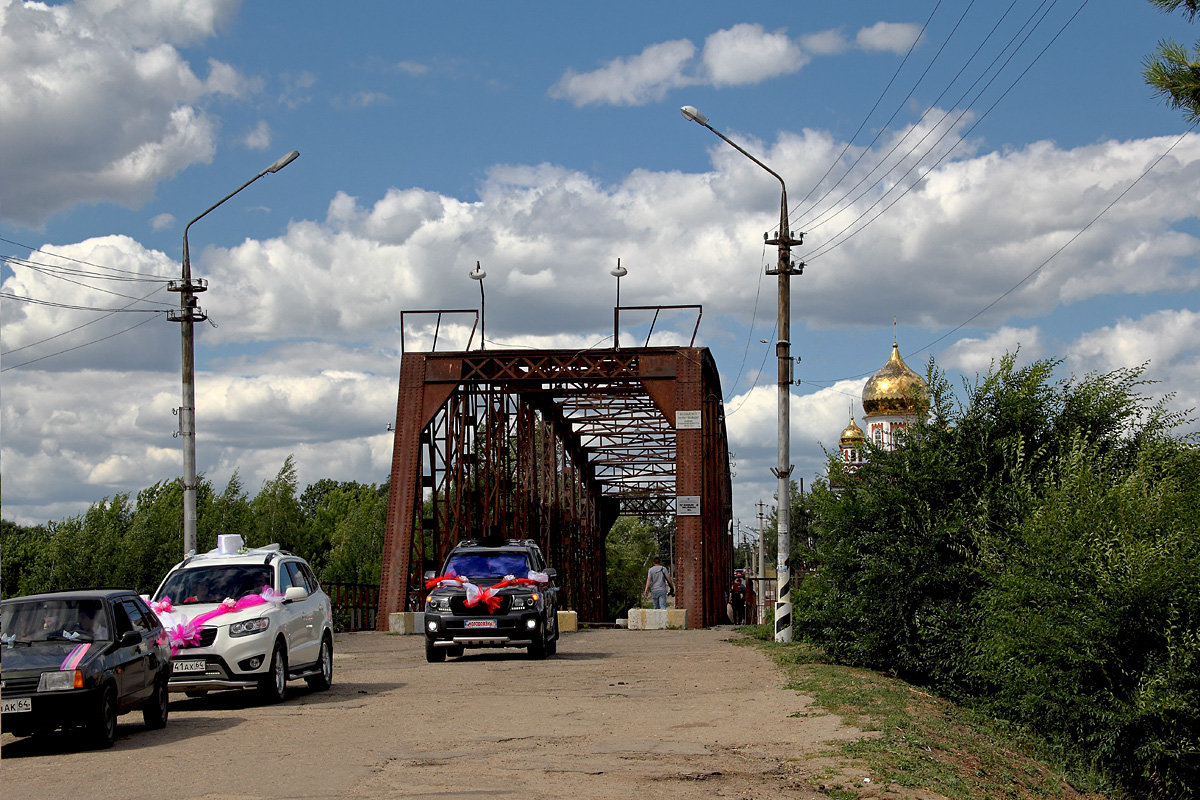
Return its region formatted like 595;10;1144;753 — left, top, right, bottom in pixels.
736;624;1111;800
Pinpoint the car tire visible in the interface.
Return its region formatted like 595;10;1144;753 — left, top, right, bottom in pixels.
546;636;557;656
527;633;547;659
142;674;170;729
447;645;464;658
425;639;446;663
258;642;288;703
90;684;118;748
306;635;333;690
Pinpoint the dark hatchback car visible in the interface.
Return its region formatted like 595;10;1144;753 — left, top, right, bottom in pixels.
1;589;171;747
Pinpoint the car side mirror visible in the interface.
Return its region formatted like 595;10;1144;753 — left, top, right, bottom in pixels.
119;630;141;647
283;586;309;603
424;570;436;581
544;568;557;579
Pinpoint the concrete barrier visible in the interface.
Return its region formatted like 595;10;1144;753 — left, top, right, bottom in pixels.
388;611;424;634
626;608;687;629
556;610;578;633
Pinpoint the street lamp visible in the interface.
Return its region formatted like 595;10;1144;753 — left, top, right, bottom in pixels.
681;105;803;643
469;261;486;350
169;149;299;557
610;257;627;349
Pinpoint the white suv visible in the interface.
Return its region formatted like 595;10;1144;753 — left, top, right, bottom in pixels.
150;535;333;703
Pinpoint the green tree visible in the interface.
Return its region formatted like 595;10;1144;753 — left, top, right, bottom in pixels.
320;484;388;585
249;456;310;556
604;516;657;619
797;354;1197;797
1144;0;1200;122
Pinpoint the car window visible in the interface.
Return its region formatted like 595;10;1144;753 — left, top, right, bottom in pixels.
130;595;159;629
300;563;320;592
156;564;274;604
443;552;533;579
285;562;310;592
119;599;152;634
278;562;296;592
1;598;110;643
112;601;135;636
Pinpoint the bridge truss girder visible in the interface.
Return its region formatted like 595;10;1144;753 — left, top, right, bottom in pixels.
376;346;732;628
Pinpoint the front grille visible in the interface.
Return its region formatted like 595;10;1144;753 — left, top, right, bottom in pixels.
197;627;217;647
1;675;39;696
449;596;511;616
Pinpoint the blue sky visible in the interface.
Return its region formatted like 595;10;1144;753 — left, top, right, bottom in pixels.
3;0;1199;535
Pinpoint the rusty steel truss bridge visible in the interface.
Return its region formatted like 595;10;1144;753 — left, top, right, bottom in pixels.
376;307;734;629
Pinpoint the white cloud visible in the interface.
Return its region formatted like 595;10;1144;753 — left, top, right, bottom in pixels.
0;0;242;226
243;120;271;150
1067;309;1200;373
151;212;176;231
5;124;1200;527
700;24;808;87
856;21;922;54
942;327;1042;373
801;28;849;56
395;60;429;76
549;39;696;106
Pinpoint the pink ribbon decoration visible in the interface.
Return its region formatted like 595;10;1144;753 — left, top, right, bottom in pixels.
60;643;90;670
162;586;280;656
152;597;174;614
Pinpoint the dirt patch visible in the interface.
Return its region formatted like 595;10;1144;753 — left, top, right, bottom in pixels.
2;628;899;799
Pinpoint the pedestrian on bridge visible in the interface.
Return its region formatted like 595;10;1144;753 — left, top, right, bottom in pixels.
643;556;675;610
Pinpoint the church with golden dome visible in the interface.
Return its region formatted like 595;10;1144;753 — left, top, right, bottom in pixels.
838;338;928;468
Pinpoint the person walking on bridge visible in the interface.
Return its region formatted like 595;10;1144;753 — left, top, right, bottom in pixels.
643;556;675;610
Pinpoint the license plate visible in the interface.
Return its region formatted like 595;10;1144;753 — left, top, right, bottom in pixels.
464;619;497;629
172;659;207;673
2;698;32;713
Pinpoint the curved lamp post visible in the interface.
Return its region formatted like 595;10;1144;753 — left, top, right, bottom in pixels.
170;149;299;557
681;105;803;643
469;261;486;350
610;258;627;349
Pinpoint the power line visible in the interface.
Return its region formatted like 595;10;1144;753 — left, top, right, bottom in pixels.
2;284;170;356
1;314;160;372
799;0;1033;233
791;1;946;222
801;0;1087;263
0;235;168;281
804;124;1198;387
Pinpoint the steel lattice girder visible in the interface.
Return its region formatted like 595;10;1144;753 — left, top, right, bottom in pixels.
376;346;733;628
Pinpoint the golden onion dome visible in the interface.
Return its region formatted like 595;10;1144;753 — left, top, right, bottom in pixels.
862;342;928;417
839;414;865;447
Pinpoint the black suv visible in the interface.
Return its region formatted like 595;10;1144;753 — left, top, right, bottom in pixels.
423;539;559;661
1;589;172;747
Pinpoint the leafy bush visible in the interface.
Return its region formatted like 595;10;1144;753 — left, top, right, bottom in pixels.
796;355;1199;797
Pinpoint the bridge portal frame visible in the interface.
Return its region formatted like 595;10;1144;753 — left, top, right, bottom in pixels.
376;346;732;629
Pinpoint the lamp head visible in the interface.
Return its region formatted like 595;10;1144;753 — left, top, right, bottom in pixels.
610;257;627;278
469;261;486;281
266;150;300;173
680;106;708;125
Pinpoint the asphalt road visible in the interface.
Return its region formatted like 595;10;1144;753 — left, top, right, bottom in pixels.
1;628;881;800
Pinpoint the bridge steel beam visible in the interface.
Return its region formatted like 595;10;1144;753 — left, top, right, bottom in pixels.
376;347;732;629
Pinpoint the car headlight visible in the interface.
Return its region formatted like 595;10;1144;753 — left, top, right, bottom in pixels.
229;617;270;637
38;670;82;692
426;597;450;612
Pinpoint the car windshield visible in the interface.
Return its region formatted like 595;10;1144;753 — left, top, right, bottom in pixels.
443;552;532;580
156;564;274;604
1;598;111;643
